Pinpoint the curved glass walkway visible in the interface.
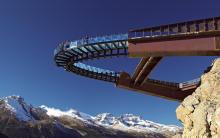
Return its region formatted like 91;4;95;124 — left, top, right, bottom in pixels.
54;34;128;82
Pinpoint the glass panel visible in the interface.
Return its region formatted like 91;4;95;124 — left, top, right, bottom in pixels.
117;42;124;48
143;31;151;37
73;48;83;53
99;44;108;50
73;62;117;76
86;46;96;52
93;45;102;50
80;47;88;53
70;41;78;48
107;43;115;49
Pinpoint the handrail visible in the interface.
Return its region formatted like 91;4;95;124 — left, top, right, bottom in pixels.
179;78;201;88
147;78;201;89
129;16;220;32
129;17;220;39
147;78;179;87
68;34;128;49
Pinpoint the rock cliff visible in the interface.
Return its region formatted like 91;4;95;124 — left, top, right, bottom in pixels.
176;58;220;138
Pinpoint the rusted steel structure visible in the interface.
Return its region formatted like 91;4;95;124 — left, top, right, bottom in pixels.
54;16;220;101
129;16;220;57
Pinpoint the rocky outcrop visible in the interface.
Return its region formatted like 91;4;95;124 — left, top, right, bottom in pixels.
176;58;220;138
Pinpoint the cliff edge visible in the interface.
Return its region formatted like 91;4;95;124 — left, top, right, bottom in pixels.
176;58;220;138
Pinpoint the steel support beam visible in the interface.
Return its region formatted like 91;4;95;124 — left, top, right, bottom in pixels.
129;36;220;57
116;72;196;101
131;57;150;81
132;57;162;85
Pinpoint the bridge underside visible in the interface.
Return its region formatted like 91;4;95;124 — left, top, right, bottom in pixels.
116;57;198;101
121;37;217;101
116;72;196;101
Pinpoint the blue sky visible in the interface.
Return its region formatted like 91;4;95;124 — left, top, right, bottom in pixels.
0;0;219;126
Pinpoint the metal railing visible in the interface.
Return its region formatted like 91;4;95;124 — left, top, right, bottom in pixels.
129;17;220;39
54;34;128;55
147;78;201;89
179;78;201;88
54;40;70;55
147;78;179;87
68;34;128;49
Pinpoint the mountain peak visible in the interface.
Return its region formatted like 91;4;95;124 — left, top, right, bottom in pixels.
95;113;116;125
96;113;114;118
3;95;23;101
40;105;94;122
1;95;35;121
120;113;142;121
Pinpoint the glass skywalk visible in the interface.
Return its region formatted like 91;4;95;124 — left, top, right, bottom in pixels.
54;33;128;82
69;33;128;49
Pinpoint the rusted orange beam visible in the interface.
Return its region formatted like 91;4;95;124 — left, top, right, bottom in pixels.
133;57;162;85
129;36;220;57
116;72;196;101
131;57;150;81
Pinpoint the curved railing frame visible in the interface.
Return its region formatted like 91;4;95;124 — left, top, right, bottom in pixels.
54;34;129;83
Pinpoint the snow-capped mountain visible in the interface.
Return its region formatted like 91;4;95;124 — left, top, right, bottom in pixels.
39;105;181;133
0;96;182;138
2;95;35;121
95;113;180;133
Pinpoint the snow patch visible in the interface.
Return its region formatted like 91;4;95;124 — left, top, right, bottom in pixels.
2;95;35;121
40;105;94;123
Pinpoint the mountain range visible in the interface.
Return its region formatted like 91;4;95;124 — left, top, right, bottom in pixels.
0;95;182;138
